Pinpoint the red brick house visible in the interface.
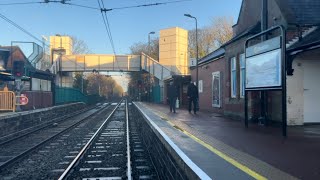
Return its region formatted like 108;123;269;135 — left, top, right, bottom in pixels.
0;46;55;110
190;0;320;125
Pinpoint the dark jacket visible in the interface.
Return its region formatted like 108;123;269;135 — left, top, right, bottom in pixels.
187;83;198;99
168;84;178;99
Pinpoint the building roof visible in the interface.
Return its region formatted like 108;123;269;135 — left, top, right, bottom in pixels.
198;48;225;65
287;27;320;53
275;0;320;26
223;22;261;47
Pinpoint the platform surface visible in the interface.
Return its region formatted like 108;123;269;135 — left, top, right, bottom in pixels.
135;102;320;180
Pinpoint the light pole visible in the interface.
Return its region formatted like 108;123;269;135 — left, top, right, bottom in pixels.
56;34;63;87
148;31;155;102
184;14;199;89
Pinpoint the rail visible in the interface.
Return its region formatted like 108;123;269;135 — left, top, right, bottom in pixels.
57;100;124;180
126;101;132;180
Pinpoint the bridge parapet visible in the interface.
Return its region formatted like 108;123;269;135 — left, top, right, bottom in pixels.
55;54;141;72
140;52;173;80
53;53;182;81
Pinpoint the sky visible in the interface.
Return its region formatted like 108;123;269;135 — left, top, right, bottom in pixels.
0;0;242;91
0;0;242;55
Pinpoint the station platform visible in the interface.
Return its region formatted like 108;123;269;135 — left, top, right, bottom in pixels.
135;102;320;180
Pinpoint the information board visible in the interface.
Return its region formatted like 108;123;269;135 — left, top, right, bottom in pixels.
246;48;281;89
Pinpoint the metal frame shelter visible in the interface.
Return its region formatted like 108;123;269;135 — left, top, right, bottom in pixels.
244;26;287;137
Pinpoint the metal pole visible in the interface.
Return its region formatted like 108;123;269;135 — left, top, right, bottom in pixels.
245;90;248;128
195;17;199;92
148;32;155;102
81;72;84;93
282;28;287;137
148;34;151;102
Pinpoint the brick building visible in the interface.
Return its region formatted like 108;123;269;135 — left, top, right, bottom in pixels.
190;0;320;125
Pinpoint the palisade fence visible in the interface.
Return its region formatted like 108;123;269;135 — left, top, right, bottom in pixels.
55;87;104;105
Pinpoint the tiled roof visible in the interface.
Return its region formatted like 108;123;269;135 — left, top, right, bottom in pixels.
198;48;225;65
287;27;320;52
276;0;320;25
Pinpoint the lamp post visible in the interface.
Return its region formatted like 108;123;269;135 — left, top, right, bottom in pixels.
56;34;63;87
184;14;199;90
148;31;155;102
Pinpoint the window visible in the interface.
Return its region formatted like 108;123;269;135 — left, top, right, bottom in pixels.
240;54;245;98
230;57;237;98
212;72;221;107
198;80;203;93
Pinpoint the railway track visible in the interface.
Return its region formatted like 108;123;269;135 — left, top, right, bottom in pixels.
0;103;110;170
58;100;158;180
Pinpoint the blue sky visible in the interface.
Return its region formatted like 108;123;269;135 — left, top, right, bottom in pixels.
0;0;242;55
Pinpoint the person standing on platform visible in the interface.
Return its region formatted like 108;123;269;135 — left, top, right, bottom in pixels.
187;81;199;114
167;81;178;113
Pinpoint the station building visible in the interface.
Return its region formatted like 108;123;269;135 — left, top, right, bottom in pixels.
190;0;320;125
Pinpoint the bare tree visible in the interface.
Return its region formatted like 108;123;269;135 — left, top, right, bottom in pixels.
188;16;233;58
209;16;234;47
70;36;91;55
129;38;159;60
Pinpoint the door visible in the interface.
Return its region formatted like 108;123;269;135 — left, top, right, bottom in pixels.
212;71;221;108
304;59;320;123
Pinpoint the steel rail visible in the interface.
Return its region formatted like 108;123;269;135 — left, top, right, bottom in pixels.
0;104;111;170
58;100;123;180
126;100;132;180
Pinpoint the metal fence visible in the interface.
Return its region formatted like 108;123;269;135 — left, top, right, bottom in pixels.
55;87;88;105
0;86;16;112
55;87;105;105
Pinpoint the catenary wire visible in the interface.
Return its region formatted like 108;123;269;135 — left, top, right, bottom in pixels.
0;12;48;47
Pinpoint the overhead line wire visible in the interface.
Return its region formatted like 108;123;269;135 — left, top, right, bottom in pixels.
0;1;42;6
97;0;116;54
97;0;123;72
101;0;191;11
65;2;100;10
101;0;115;54
0;12;49;47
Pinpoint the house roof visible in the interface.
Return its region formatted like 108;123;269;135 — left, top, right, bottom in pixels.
223;22;261;47
287;27;320;53
275;0;320;26
198;48;225;65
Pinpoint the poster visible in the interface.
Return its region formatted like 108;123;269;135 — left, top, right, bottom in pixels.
246;49;281;89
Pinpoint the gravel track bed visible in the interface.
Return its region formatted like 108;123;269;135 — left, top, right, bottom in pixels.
66;104;127;179
0;104;115;180
129;104;159;179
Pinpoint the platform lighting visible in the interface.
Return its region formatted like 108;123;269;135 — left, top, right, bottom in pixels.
184;14;199;91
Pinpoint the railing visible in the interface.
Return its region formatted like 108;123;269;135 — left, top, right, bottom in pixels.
0;86;16;112
140;52;173;80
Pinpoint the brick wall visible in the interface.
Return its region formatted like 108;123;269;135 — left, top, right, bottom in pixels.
132;105;201;180
0;102;86;138
191;57;225;114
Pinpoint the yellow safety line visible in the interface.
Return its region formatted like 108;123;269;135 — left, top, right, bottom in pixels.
152;109;267;180
183;130;267;180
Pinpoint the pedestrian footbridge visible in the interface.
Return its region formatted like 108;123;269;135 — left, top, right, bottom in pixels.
53;53;173;81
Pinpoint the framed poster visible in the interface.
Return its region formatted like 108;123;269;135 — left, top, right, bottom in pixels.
245;48;281;89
